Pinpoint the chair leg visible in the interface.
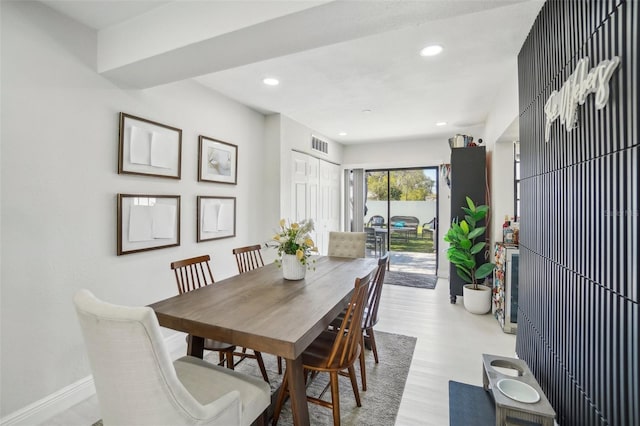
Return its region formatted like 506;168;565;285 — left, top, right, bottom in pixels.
277;356;283;374
329;371;341;426
272;369;289;426
359;336;367;391
253;408;268;426
255;351;269;383
347;365;361;407
226;350;235;369
367;328;380;364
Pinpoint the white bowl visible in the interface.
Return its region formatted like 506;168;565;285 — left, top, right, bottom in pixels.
496;378;540;403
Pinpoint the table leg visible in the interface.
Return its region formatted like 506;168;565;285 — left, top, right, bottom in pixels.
186;335;205;359
286;357;310;426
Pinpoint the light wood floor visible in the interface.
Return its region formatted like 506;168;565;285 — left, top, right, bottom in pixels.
43;278;515;425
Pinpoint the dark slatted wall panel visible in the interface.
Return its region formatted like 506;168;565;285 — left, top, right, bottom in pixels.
516;1;638;425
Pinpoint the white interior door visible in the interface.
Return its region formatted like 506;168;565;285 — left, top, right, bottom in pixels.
291;150;319;237
291;151;340;255
318;160;340;254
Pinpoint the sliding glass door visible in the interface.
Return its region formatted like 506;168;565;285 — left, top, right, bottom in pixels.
365;167;438;275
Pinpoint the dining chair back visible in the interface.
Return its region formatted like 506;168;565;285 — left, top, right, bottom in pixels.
232;244;265;273
329;253;388;391
327;231;366;258
170;255;240;370
364;254;388;337
357;254;388;390
230;244;273;380
73;289;270;426
272;268;376;426
328;270;372;368
170;254;214;294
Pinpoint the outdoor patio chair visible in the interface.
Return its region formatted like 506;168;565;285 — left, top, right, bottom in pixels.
365;227;382;257
367;215;385;227
422;217;437;240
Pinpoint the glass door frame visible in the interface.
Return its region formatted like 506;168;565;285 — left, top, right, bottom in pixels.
365;166;439;274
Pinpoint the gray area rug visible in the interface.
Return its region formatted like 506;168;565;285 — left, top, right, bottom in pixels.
384;270;438;289
92;331;415;426
230;331;415;426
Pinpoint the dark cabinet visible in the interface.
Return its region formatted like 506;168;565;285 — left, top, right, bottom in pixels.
449;146;487;303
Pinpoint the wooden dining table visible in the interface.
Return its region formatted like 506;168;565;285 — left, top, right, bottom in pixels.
149;255;378;426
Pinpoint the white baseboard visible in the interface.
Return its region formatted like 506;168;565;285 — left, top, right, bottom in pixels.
0;376;95;426
0;332;188;426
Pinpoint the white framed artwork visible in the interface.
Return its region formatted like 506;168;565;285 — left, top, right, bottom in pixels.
197;196;236;242
118;112;182;179
198;136;238;184
117;194;180;255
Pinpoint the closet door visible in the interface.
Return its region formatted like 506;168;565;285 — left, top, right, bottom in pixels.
317;160;340;254
291;151;340;255
291;150;319;226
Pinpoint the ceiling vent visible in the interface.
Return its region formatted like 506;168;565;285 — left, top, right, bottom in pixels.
311;136;328;154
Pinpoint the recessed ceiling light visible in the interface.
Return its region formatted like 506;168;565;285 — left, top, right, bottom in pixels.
339;132;347;136
436;121;447;126
420;45;443;57
263;78;279;86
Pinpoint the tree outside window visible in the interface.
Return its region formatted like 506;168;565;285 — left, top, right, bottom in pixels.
367;170;435;201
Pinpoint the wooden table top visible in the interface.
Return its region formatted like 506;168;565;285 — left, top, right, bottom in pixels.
149;256;378;360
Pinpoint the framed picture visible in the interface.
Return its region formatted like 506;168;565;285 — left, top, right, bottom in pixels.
118;112;182;179
117;194;181;255
197;196;236;242
198;136;238;184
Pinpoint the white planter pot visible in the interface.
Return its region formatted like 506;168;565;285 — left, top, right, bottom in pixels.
281;254;306;280
463;284;492;314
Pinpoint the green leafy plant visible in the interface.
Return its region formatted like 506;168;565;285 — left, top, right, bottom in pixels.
444;196;495;289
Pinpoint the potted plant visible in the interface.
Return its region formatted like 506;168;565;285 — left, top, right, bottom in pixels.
272;218;317;280
444;196;495;314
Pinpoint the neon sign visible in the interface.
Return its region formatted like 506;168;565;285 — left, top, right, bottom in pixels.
544;56;621;142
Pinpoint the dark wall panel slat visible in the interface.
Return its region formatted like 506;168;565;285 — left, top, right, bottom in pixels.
517;1;638;425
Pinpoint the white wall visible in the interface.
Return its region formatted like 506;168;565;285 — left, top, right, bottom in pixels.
0;1;277;416
482;61;519;148
490;140;517;242
263;114;283;263
482;62;519;246
342;136;451;170
365;201;437;225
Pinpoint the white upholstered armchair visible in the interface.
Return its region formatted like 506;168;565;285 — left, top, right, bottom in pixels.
73;289;270;426
327;231;366;258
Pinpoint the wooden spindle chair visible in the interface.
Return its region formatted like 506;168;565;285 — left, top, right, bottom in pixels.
329;253;388;391
233;244;265;273
170;254;269;382
272;268;376;426
232;244;280;378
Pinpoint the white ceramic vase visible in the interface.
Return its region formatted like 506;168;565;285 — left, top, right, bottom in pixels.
463;284;492;314
281;254;306;280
